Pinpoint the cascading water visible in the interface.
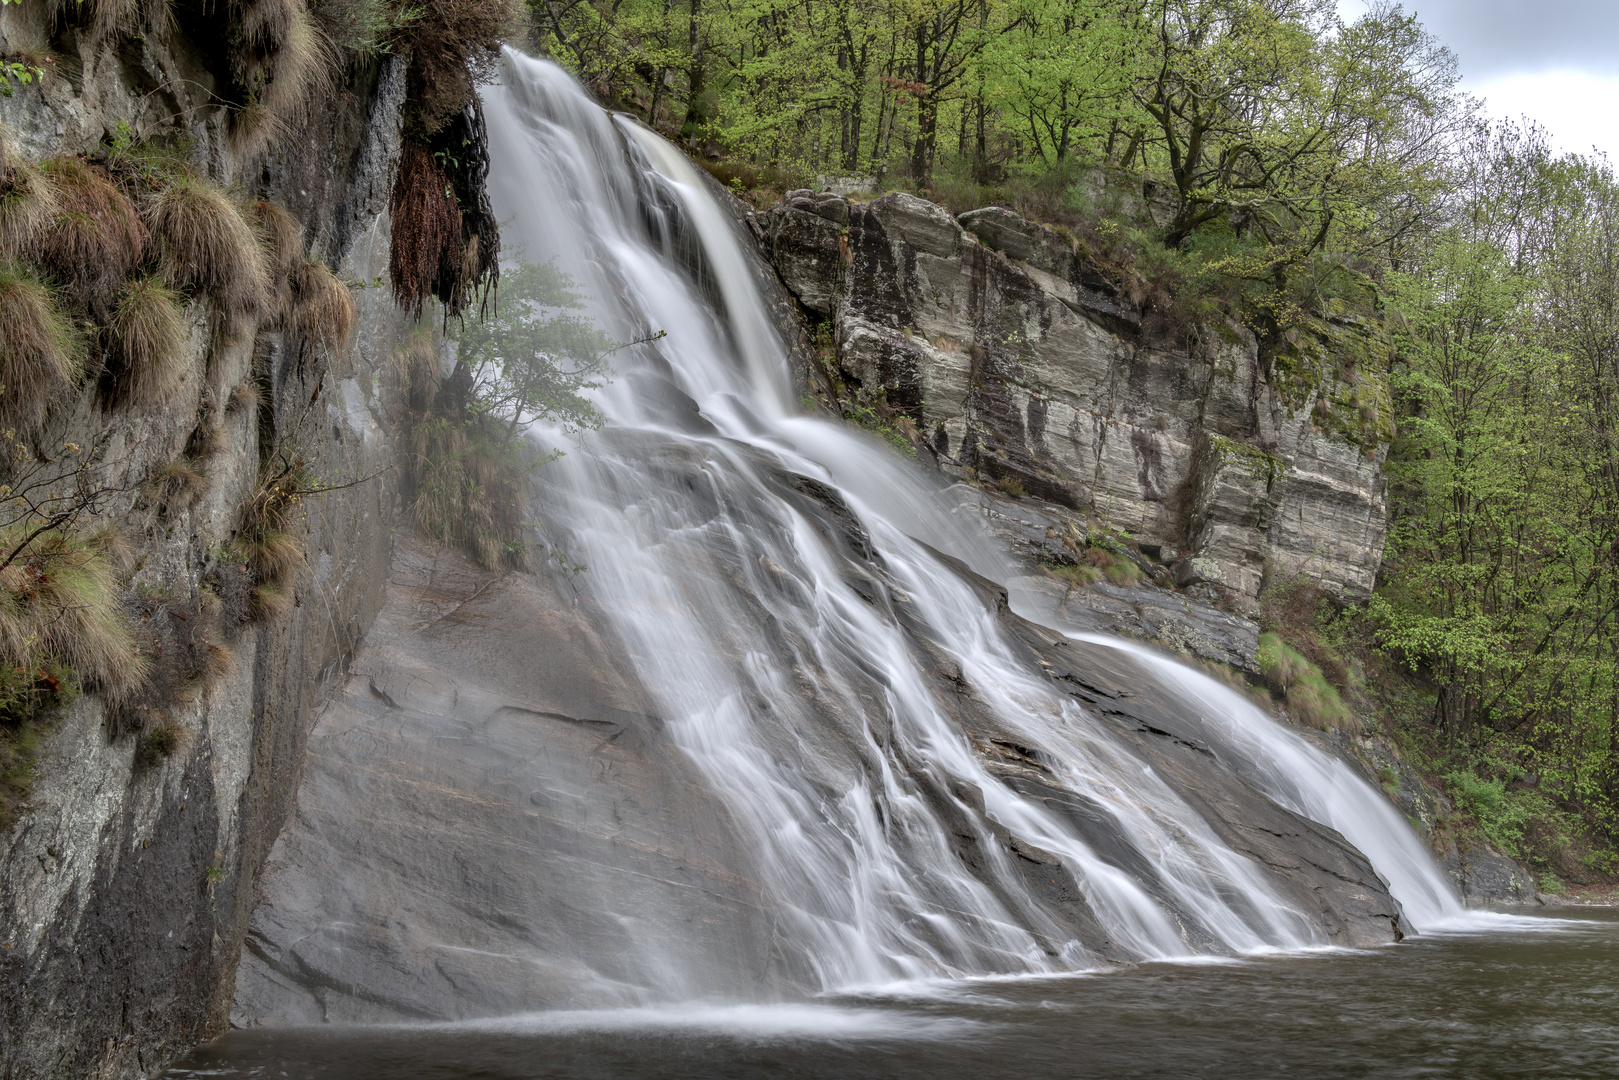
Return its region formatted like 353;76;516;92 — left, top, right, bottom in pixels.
477;48;1473;995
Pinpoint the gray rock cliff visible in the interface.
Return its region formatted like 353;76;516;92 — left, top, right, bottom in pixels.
0;16;414;1079
760;189;1391;605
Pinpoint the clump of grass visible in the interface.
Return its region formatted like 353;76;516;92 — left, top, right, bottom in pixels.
30;158;147;318
231;1;338;156
213;454;310;624
106;273;188;407
0;526;148;713
389;144;462;319
1083;544;1143;586
0;156;59;259
227;378;263;414
0;263;83;431
154;457;211;505
1257;630;1356;732
252;197;305;282
394;333;441;413
408;414;529;570
144;176;272;318
287;258;355;354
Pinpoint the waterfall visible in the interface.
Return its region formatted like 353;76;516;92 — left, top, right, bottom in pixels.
478;49;1473;994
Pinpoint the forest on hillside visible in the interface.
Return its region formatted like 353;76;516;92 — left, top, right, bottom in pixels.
528;0;1619;887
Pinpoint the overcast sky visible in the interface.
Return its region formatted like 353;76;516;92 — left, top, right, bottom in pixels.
1336;1;1619;157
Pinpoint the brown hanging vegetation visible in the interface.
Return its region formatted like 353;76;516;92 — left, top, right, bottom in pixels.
400;0;514;137
389;144;464;319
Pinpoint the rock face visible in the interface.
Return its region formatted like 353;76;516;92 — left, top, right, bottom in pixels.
760;190;1390;603
234;526;1403;1027
0;19;413;1080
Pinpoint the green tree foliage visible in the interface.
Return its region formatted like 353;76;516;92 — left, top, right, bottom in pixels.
1377;124;1619;851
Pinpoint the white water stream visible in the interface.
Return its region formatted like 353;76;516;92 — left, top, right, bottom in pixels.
479;49;1479;994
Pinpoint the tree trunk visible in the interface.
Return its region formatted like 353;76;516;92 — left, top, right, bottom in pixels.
681;0;705;139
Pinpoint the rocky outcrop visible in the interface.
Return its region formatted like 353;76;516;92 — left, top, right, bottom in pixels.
760;189;1390;604
0;20;414;1080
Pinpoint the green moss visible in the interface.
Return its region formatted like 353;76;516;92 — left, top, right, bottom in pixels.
1257;631;1355;731
1205;433;1283;489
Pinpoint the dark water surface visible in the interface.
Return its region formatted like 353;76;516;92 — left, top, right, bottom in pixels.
168;910;1619;1080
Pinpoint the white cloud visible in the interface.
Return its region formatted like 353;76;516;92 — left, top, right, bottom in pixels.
1466;70;1619;159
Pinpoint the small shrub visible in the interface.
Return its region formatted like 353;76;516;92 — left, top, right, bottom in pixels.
30;158;147;317
1257;631;1356;732
0;263;83;430
145;177;272;317
0;157;58;258
133;717;188;768
1083;544;1142;587
1444;769;1534;858
106;274;188;406
0;661;75;830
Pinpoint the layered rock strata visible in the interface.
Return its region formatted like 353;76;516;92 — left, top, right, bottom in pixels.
759;190;1391;603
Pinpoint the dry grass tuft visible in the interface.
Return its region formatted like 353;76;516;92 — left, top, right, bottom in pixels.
232;3;337;156
249;581;294;619
79;0;169;38
106;274;189;407
287;258;355;353
239;528;303;581
154;457;211;504
0;526;149;712
409;415;528;570
0;264;83;431
145;177;271;317
30;158;146;317
227;378;263;414
252;197;305;282
393;332;442;413
389;144;462;319
0;158;59;259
